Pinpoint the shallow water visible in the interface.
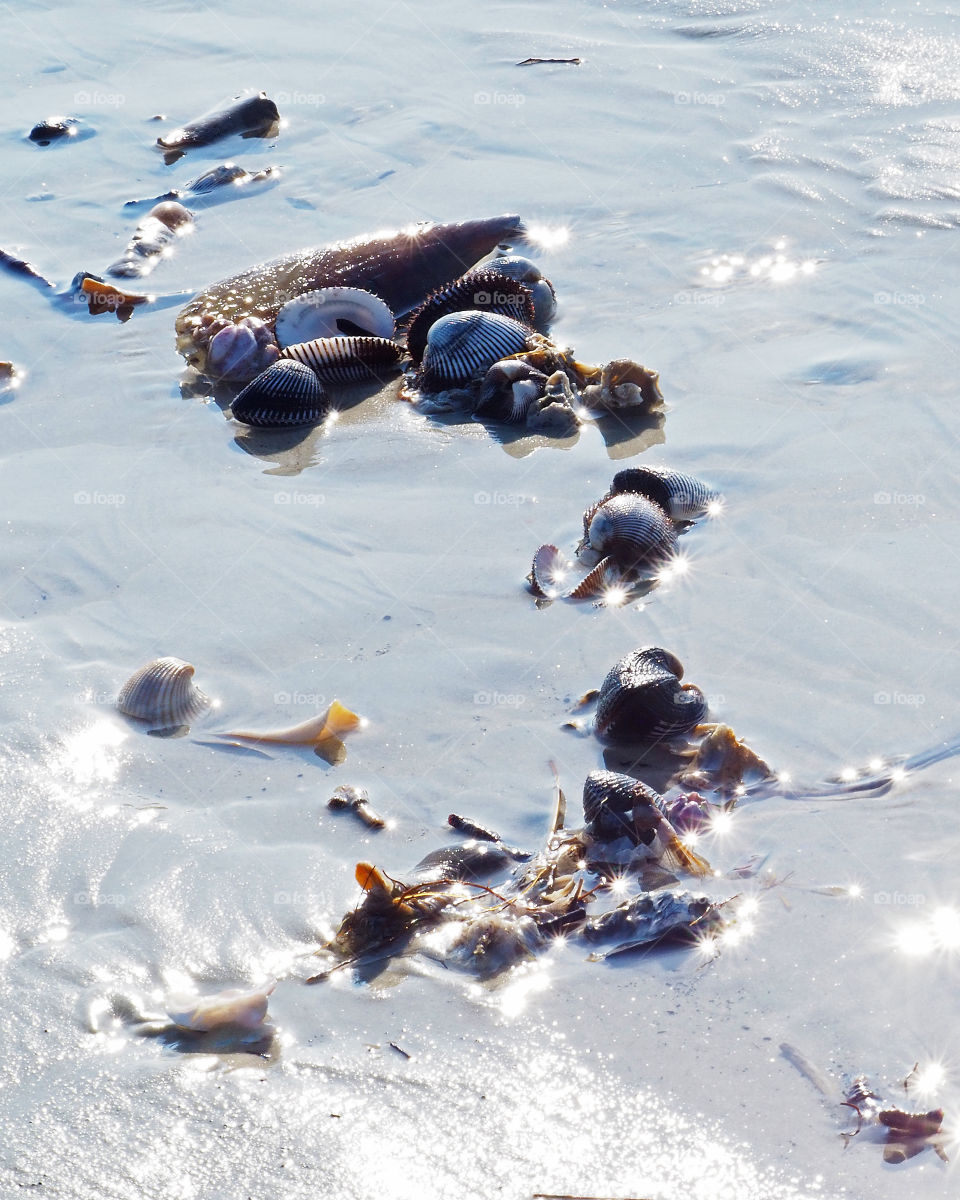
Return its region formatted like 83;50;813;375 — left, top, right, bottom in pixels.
3;1;960;1197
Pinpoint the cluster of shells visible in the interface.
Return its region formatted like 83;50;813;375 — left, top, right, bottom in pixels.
529;464;722;603
182;256;664;432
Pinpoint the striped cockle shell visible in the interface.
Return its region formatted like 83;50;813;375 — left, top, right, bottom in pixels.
230;359;327;427
275;287;395;348
582;769;667;842
610;466;721;521
595;646;707;741
475;358;548;422
405;270;536;365
418;310;533;390
568;556;625;601
281;336;403;384
117;657;210;727
584;493;677;570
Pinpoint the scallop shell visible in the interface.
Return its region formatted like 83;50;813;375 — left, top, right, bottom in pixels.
280;336;402;384
117;657;210;727
418;311;533;390
475;359;548;421
528;544;571;597
166;981;275;1032
584;493;677;570
275;287;395;347
595;646;707;741
231;359;327;427
405;270;535;365
611;466;721;521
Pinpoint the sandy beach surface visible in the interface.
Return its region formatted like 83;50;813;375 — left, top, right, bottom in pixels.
2;1;960;1196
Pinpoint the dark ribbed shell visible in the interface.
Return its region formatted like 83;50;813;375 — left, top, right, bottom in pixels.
611;466;720;521
405;270;535;365
582;769;666;842
280;336;402;384
419;311;533;390
475;361;548;421
231;359;327;427
585;493;677;569
595;646;707;741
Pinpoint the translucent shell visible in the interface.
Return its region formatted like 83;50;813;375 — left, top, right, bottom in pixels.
275;287;395;348
280;336;403;384
418;311;533;390
230;359;327;427
595;646;707;741
117;657;210;727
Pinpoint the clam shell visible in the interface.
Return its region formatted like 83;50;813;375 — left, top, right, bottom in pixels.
582;769;666;841
595;646;707;741
405;270;535;365
475;359;548;421
584;493;677;569
275;286;395;347
528;544;570;597
117;657;210;726
418;310;533;390
281;336;402;384
611;466;721;521
568;556;625;601
231;359;327;427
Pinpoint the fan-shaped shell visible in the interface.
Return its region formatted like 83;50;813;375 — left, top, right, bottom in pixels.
231;359;327;427
528;544;570;598
117;657;210;726
568;557;624;601
584;493;677;569
405;269;535;365
595;646;707;741
490;256;557;327
418;311;532;390
275;287;395;347
611;466;721;521
582;769;666;841
280;336;402;384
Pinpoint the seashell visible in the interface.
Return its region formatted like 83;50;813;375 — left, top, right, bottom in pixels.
217;698;362;764
157;92;280;163
526;370;580;433
280;335;402;384
581;769;711;875
230;359;327;427
405;269;535;365
275;287;395;348
595;646;707;741
175;215;526;378
207;317;279;381
583;890;718;957
117;657;211;727
583;493;677;569
166;981;275;1032
108;201;194;279
671;724;773;799
580;359;663;410
71;273;150;321
475;358;548;421
491;255;557;327
28;117;81;145
528;544;571;598
124;164;281;210
568;556;625;601
418;311;533;390
610;465;721;521
328;785;386;829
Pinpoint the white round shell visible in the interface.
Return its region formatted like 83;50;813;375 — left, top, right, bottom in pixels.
275;287;395;348
116;656;210;726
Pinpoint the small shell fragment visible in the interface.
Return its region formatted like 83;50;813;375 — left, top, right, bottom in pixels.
328;785;385;829
166;981;275;1032
568;556;625;601
218;698;362;764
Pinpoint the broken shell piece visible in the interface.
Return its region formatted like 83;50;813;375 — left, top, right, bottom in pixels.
580;359;663;410
526;370;581;433
528;544;571;598
218;698;362;764
72;273;150;320
166;981;275;1032
328;785;385;829
568;556;625;601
